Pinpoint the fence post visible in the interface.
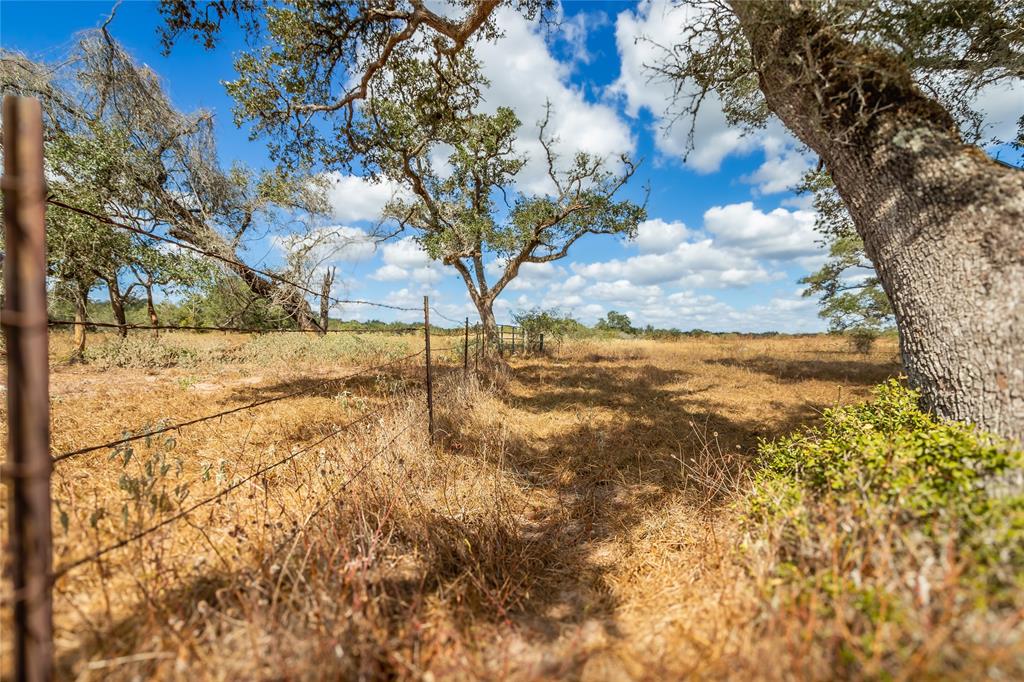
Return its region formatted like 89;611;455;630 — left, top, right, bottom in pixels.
475;323;480;371
2;95;54;682
540;332;544;354
423;296;434;443
463;317;469;378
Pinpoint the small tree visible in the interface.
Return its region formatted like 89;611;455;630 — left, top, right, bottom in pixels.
376;105;645;347
596;310;634;335
512;307;584;352
798;170;893;351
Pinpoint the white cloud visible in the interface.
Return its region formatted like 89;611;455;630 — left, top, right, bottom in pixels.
573;237;778;288
475;7;635;194
975;79;1024;147
586;279;663;303
271;225;376;265
380;237;432;269
631;218;689;254
370;264;409;281
610;1;810;191
742;148;813;195
702;202;820;260
324;172;408;223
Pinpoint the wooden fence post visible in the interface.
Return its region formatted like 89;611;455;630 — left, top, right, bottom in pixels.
463;317;469;378
423;296;434;443
2;95;54;682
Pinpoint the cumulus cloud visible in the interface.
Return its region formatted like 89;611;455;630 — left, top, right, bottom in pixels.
631;218;689;254
380;237;432;269
702;202;820;260
271;225;376;265
573;237;778;288
370;237;444;283
610;1;810;190
324;172;408;223
475;7;635;194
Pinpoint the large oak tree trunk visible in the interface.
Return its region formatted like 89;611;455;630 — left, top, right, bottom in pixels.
730;2;1024;442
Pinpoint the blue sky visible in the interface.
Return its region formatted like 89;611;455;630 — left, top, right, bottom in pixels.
3;1;1021;329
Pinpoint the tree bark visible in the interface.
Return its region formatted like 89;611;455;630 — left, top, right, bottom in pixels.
319;266;336;336
730;2;1024;441
144;283;159;337
71;280;88;361
102;274;128;338
471;294;500;357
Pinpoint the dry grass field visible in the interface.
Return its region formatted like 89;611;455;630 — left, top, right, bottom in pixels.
9;330;993;680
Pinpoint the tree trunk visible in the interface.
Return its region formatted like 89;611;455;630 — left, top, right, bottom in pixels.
166;218;323;332
319;266;336;336
730;2;1024;442
472;296;500;358
71;280;88;362
103;275;128;338
145;284;159;337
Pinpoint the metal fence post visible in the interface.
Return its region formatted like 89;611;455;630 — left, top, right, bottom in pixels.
475;323;480;371
511;326;516;356
463;317;468;378
3;95;54;682
423;296;434;443
540;332;544;354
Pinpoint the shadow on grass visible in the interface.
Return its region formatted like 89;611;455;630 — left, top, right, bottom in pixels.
704;355;902;385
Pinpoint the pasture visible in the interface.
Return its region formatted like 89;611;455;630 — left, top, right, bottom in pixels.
2;332;925;679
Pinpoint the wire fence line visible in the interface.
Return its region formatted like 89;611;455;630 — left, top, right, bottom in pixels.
4;101;471;680
46;197;422;314
51;399;420;579
51;348;426;463
47;319;425;335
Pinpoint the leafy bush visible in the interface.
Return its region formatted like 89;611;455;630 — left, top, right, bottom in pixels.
226;332;408;365
86;336;198;368
744;380;1023;676
511;307;587;352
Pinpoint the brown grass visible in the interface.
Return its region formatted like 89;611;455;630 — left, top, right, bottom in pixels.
0;332;905;679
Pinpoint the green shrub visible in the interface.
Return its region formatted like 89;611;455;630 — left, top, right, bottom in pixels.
86;336;198;368
744;380;1023;676
226;332;407;365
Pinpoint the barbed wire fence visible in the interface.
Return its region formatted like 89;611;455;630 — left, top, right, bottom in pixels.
0;95;479;681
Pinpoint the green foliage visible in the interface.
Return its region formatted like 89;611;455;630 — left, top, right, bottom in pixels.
747;380;1024;620
511;307;586;350
222;3;643;326
595;310;634;335
175;276;296;330
86;336;199;369
798;171;894;339
226;333;406;366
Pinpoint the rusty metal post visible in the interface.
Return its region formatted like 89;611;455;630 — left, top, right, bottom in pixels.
423;296;434;443
3;95;53;682
463;317;469;378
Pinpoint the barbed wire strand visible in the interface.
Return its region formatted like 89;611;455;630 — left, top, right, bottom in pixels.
47;319;424;335
269;416;418;562
52;403;416;580
52;349;425;463
46;198;421;314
